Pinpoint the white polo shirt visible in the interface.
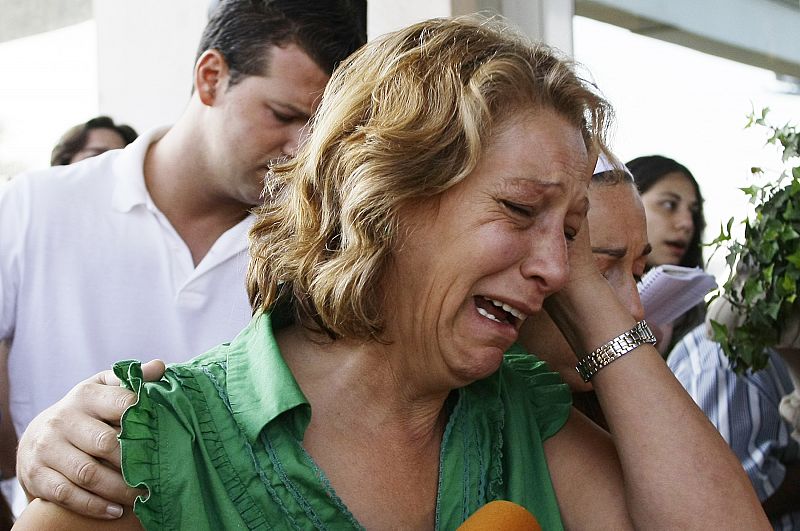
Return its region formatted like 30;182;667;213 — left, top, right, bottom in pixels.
0;128;254;437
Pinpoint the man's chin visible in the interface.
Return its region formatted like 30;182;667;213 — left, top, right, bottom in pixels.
243;187;266;207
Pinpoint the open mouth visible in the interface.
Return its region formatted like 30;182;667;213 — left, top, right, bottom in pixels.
665;240;688;255
474;296;526;327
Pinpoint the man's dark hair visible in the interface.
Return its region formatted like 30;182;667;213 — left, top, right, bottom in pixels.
197;0;367;87
50;116;138;166
592;167;633;186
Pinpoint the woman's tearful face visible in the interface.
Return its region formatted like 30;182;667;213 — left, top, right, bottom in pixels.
383;108;590;385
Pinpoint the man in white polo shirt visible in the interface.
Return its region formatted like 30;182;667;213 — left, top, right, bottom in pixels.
0;129;254;439
0;0;365;509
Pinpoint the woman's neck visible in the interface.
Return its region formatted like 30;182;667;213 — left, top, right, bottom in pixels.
277;323;451;442
277;324;448;529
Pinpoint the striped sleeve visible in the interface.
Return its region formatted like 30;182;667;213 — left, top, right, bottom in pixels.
668;326;799;502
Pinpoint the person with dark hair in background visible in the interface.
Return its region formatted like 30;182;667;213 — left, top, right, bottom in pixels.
1;0;365;517
627;154;707;355
50;116;138;166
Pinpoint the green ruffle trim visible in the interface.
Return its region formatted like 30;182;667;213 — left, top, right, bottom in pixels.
482;379;507;510
503;346;572;440
177;365;271;529
115;359;164;530
115;359;272;530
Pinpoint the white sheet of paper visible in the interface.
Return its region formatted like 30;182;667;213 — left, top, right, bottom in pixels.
637;265;717;325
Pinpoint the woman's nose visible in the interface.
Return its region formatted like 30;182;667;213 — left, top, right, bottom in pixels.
520;230;570;296
674;207;694;234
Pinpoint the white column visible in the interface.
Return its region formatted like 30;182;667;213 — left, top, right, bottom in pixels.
503;0;574;55
93;0;209;132
368;0;574;54
367;0;455;40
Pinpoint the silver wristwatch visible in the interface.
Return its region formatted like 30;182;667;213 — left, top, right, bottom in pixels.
575;321;657;382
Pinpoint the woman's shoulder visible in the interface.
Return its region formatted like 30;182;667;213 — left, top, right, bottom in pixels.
113;342;233;442
114;342;230;399
501;344;568;392
113;346;247;529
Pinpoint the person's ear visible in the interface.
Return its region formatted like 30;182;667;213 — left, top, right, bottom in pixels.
194;49;230;106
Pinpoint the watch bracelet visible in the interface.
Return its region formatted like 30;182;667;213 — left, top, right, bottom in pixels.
575;320;656;382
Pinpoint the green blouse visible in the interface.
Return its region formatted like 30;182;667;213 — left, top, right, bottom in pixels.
117;312;571;530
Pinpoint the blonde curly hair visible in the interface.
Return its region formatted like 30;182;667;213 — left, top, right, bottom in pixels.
247;16;612;340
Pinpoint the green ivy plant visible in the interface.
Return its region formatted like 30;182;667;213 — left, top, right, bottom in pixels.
708;108;800;374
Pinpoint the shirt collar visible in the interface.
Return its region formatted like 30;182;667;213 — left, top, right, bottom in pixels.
111;127;169;213
226;307;310;443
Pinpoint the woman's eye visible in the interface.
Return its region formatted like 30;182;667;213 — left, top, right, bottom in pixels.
660;200;677;211
502;201;533;217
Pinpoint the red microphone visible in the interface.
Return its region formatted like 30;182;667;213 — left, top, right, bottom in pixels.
457;500;541;530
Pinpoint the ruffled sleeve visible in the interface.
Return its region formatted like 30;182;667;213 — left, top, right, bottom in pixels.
503;344;572;440
113;352;285;530
114;359;167;528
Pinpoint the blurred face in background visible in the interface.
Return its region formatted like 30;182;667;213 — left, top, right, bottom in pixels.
640;171;698;267
70;128;129;163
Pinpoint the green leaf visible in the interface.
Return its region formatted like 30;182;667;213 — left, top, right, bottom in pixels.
763;225;779;242
708;219;734;245
758;240;780;262
780;225;800;240
741;184;762;201
788;250;800;268
743;277;763;303
709;110;800;373
725;250;738;269
762;263;775;281
709;320;730;350
764;301;782;320
781;274;796;294
784;200;800;221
